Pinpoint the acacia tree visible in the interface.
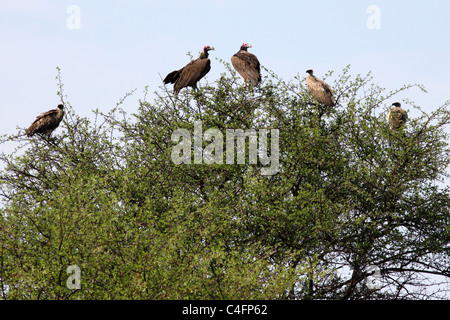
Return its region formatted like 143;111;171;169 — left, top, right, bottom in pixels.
1;63;450;300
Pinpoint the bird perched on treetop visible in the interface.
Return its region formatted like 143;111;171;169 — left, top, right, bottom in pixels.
231;43;261;86
306;69;336;107
26;104;65;137
163;45;215;95
388;102;408;130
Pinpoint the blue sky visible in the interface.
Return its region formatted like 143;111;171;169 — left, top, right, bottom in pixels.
1;0;450;145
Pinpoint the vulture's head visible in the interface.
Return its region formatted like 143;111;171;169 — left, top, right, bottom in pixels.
203;45;215;53
241;43;252;50
392;102;401;108
57;104;64;110
306;69;314;76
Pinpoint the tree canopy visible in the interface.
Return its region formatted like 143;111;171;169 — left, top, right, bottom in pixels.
1;63;450;300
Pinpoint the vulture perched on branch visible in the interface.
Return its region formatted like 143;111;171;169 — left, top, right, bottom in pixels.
163;45;215;95
388;102;408;130
26;104;65;137
306;69;336;107
231;43;261;86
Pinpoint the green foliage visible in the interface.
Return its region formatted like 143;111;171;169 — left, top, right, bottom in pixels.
1;64;450;299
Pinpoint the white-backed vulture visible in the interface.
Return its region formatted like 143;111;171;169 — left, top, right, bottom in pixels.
26;104;65;137
306;69;336;107
231;43;261;86
163;45;215;95
388;102;408;130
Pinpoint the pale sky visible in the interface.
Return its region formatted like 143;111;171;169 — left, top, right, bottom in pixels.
1;0;450;150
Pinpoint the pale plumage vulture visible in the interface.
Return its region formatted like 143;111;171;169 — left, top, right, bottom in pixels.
26;104;65;137
306;69;336;107
231;43;261;86
388;102;408;130
163;45;215;95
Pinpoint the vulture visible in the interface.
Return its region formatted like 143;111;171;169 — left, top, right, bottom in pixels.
26;104;65;137
163;45;215;95
306;69;336;107
388;102;408;130
231;43;261;86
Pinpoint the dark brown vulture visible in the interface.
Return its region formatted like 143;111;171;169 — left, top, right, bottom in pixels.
163;45;215;95
231;43;261;86
26;104;65;137
306;69;336;107
388;102;408;130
